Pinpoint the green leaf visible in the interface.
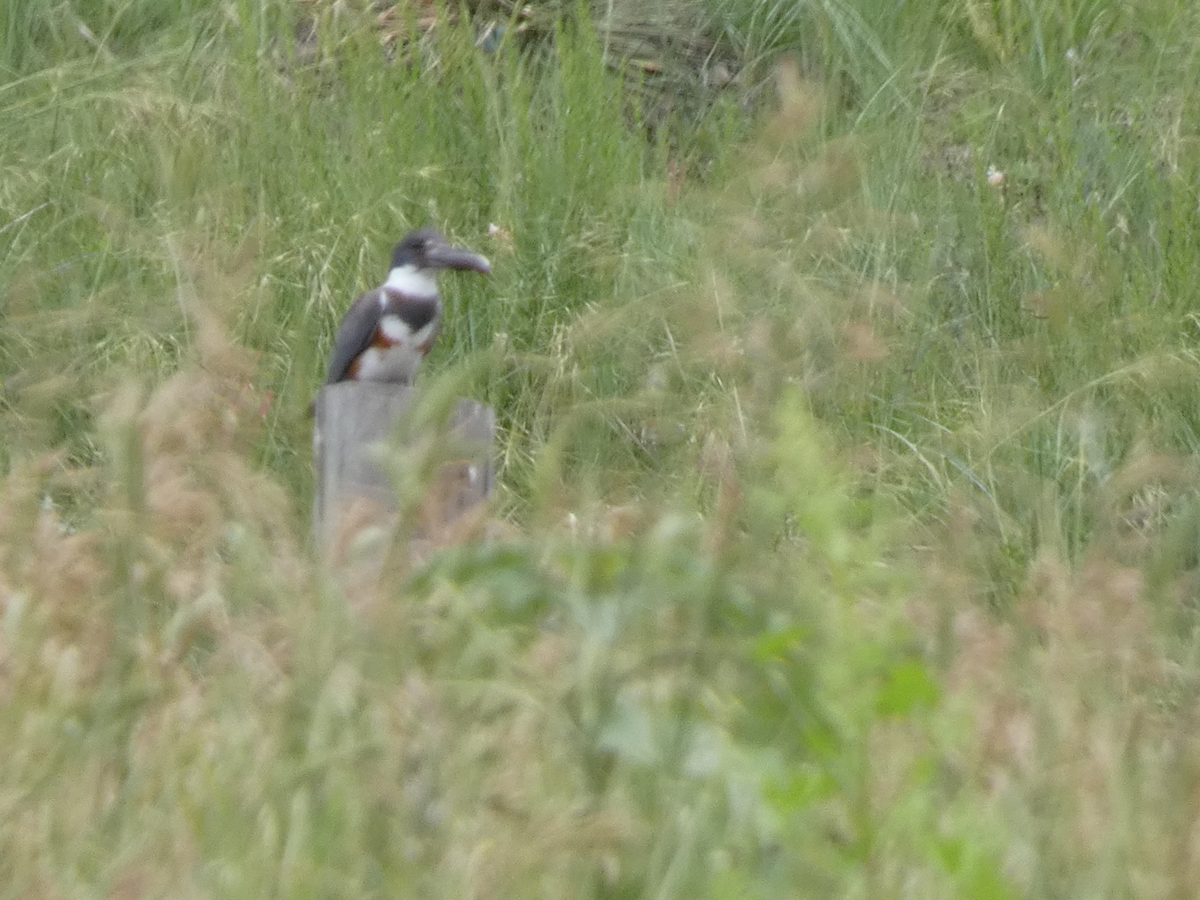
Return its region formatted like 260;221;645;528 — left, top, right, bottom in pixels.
876;659;940;717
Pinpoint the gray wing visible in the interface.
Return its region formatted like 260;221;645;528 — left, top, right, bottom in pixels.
324;289;382;384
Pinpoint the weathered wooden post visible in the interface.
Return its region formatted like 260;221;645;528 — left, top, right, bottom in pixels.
312;381;495;559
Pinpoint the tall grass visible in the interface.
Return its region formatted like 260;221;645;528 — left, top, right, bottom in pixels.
5;0;1200;897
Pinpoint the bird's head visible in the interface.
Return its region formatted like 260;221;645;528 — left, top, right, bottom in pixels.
390;228;492;278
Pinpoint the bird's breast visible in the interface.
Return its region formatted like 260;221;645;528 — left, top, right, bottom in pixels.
380;308;439;351
348;341;425;382
345;312;439;383
378;314;411;343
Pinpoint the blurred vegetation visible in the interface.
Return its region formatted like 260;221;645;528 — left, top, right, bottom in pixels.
5;0;1200;898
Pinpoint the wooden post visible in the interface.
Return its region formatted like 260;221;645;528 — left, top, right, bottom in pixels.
312;382;495;557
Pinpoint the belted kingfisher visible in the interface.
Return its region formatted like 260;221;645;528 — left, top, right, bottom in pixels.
323;228;492;385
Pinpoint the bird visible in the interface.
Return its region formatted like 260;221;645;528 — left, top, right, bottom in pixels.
323;228;492;386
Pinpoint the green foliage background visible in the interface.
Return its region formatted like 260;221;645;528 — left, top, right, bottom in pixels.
4;0;1200;897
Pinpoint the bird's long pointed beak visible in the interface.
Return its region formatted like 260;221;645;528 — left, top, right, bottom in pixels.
426;242;492;275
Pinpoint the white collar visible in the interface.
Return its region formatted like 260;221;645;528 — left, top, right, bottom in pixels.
382;264;438;299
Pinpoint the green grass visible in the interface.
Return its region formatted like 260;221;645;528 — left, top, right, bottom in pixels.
5;0;1200;897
